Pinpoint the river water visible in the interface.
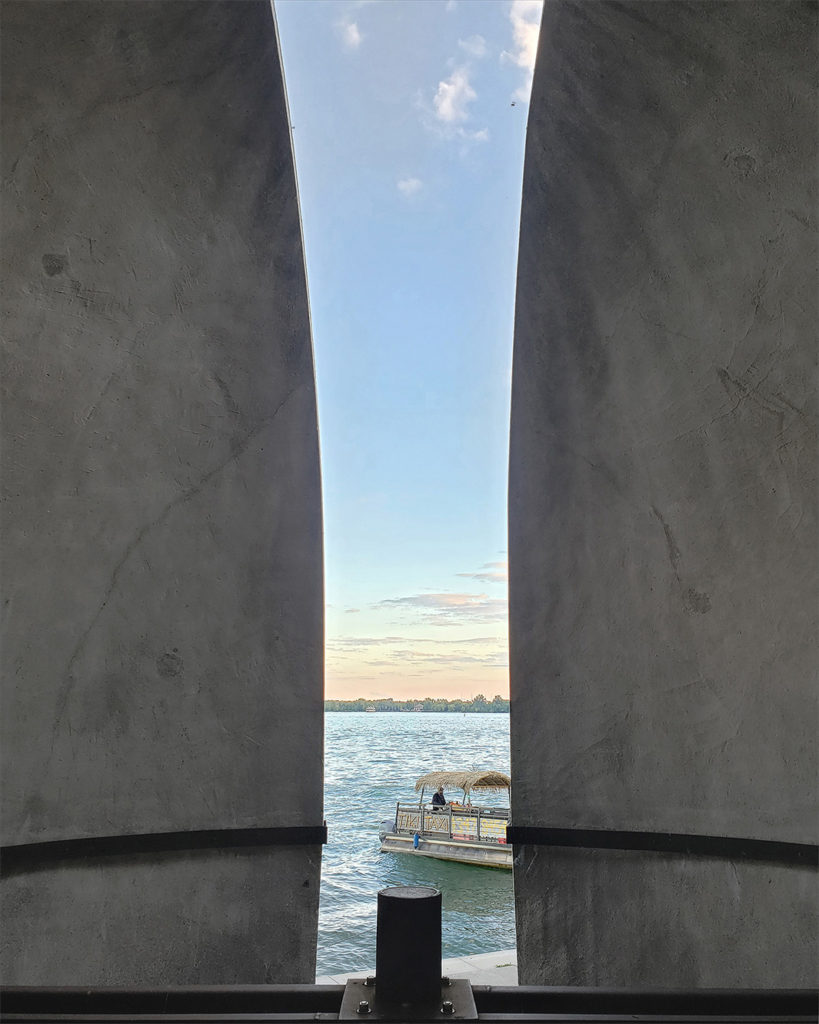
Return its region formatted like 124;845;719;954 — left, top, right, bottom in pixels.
318;712;514;976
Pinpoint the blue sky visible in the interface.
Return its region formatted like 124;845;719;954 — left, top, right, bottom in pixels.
275;0;542;699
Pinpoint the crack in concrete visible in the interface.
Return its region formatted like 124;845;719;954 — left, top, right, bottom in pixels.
651;505;681;581
44;385;299;770
715;364;803;429
2;51;251;193
2;125;49;190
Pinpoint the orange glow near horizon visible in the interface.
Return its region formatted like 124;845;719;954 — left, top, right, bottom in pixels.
322;565;510;702
324;663;509;702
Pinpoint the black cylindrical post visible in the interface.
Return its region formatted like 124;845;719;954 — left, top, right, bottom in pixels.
375;885;441;1005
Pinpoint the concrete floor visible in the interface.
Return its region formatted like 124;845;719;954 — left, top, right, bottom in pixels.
316;948;518;986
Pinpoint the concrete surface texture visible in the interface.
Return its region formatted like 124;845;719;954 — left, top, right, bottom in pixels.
509;0;817;986
1;1;323;982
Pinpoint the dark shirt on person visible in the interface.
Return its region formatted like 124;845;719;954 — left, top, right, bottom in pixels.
431;791;446;806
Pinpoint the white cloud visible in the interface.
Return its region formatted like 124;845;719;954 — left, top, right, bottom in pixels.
445;0;457;10
340;20;362;50
397;176;423;197
503;0;543;101
458;34;487;59
433;67;476;124
509;0;541;70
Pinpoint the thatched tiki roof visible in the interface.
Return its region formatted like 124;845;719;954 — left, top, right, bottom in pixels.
414;770;511;795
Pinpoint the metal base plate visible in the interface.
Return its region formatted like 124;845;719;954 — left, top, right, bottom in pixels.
338;977;477;1021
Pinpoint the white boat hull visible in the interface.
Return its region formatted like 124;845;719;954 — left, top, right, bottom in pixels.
380;832;512;869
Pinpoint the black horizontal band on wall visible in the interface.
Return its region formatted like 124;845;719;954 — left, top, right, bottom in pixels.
0;824;328;876
504;826;818;867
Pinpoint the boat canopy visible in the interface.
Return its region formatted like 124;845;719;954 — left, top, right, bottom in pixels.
414;770;510;795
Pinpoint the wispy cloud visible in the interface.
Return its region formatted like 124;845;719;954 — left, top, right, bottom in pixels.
379;591;507;625
397;176;423;197
390;648;507;668
433;67;476;124
328;635;500;650
339;19;362;50
456;561;508;585
502;0;543;101
458;34;487;59
326;634;508;671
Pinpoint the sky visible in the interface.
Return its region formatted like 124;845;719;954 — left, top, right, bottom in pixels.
275;0;542;701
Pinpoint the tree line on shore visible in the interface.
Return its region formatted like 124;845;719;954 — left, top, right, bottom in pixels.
324;694;509;713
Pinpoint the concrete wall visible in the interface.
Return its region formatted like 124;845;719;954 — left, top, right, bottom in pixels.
509;1;817;986
1;1;323;983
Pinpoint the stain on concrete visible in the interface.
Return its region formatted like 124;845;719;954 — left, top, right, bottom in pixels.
684;587;711;614
42;253;67;276
725;150;757;177
156;651;183;678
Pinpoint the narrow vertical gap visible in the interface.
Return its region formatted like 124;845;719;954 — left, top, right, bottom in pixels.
276;0;542;981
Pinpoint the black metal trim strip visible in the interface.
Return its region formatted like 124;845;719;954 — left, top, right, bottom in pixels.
0;825;328;875
0;985;816;1021
470;985;819;1017
504;826;818;866
0;985;345;1019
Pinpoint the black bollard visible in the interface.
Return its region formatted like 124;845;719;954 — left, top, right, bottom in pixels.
375;885;441;1005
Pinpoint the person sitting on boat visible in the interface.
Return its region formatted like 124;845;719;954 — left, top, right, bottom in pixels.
431;786;447;808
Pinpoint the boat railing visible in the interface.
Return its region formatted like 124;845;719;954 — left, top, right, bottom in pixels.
392;801;510;844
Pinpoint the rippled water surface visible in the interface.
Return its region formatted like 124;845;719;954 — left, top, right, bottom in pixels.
318;712;514;976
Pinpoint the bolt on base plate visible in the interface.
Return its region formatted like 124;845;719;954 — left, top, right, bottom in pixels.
338;978;477;1021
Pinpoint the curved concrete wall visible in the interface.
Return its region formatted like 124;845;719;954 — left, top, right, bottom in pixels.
509;1;817;985
1;1;323;983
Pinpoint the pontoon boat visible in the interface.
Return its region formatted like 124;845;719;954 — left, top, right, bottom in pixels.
379;770;512;869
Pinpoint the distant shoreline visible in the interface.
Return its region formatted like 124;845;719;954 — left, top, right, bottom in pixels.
325;696;509;713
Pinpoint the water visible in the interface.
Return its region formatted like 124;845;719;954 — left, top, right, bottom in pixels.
318;712;514;976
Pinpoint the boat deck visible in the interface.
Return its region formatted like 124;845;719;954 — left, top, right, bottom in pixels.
380;800;512;868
